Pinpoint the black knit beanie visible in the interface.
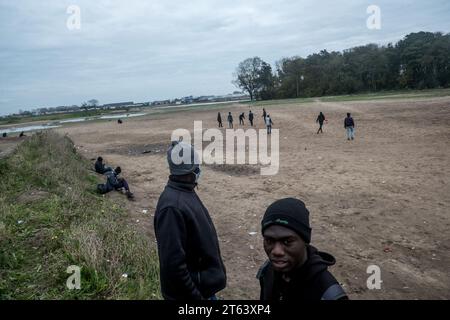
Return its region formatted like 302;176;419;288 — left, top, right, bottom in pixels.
261;198;312;244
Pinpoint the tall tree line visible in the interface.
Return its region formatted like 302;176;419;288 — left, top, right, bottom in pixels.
233;32;450;100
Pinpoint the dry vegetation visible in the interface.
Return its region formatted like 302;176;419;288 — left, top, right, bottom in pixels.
0;131;160;299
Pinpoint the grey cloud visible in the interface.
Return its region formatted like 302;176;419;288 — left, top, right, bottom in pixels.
0;0;449;115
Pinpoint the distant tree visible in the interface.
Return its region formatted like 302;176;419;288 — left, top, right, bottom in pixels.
233;57;273;101
277;57;305;97
258;62;276;100
87;99;99;107
397;32;450;89
270;31;450;99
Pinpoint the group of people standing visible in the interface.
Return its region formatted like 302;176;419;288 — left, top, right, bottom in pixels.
217;108;274;134
217;108;355;140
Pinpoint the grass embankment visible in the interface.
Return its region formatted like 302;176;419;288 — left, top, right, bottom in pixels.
0;131;160;299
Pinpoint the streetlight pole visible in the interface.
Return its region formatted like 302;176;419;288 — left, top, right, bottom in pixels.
298;75;304;97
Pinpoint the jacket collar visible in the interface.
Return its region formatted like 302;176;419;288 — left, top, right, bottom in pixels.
167;177;196;192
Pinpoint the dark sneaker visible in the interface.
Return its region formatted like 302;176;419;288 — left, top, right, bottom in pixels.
126;191;134;199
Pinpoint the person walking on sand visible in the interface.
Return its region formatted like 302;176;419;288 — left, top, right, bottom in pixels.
316;112;326;134
217;112;223;128
239;112;245;125
344;113;355;140
227;112;233;129
265;114;273;135
262;108;267;122
249;110;254;126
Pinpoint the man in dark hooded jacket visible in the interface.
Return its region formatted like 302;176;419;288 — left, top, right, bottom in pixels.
104;166;134;199
154;141;226;300
94;156;113;174
239;112;245;125
257;198;347;300
316;112;326;134
227;112;233;128
249;110;254;126
217;112;223;127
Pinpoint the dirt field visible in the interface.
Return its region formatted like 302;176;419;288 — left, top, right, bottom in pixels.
6;96;448;299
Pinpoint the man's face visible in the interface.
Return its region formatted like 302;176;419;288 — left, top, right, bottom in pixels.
263;225;307;273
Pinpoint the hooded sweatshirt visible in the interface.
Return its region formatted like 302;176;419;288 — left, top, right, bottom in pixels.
257;245;347;300
154;177;227;300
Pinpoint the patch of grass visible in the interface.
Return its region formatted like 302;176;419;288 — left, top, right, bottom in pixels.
317;88;450;102
238;88;450;107
243;97;315;107
0;131;161;300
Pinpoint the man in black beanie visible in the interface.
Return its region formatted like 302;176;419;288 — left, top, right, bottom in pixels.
257;198;347;300
154;141;226;300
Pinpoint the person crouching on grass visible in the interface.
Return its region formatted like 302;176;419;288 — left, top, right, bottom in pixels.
105;166;134;199
257;198;348;300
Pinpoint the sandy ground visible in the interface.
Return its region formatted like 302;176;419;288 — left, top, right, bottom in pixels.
3;97;449;299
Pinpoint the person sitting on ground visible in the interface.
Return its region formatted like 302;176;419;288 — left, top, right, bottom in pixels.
94;156;113;174
2;132;7;138
257;198;348;300
19;131;26;137
118;119;123;124
105;166;134;199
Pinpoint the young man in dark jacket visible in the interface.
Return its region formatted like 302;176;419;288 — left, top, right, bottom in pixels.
227;112;233;128
217;112;223;128
239;112;245;125
257;198;347;300
344;113;355;140
154;141;227;300
249;111;254;126
94;156;112;174
316;112;326;134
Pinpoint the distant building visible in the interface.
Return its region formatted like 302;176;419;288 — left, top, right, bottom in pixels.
102;101;134;109
181;96;194;104
151;100;171;106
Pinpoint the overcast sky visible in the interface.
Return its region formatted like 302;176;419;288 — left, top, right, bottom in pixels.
0;0;449;115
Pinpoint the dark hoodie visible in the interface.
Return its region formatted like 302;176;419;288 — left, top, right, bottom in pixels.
154;176;227;300
257;245;347;300
95;160;112;175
